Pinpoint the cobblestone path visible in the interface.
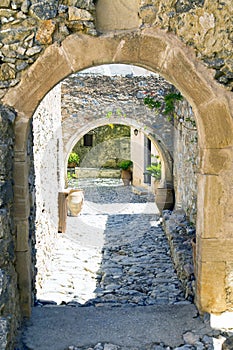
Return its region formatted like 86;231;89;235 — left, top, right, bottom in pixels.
37;181;186;307
23;180;226;350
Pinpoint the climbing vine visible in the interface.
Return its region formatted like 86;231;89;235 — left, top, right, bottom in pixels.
144;91;197;131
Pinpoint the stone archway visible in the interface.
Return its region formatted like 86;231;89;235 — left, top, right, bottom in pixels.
3;28;233;317
64;117;173;187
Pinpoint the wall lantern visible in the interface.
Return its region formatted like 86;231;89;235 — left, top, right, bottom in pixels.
134;129;139;136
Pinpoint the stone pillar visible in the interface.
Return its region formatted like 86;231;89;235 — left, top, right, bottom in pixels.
14;151;32;317
13;116;32;317
195;145;233;316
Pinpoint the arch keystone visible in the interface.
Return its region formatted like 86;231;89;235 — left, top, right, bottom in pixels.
62;34;128;72
138;30;169;71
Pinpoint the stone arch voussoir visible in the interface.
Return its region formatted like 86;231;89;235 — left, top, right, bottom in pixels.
3;27;233;315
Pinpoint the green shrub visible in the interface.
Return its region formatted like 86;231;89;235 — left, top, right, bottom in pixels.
68;152;80;166
118;160;133;170
145;163;161;180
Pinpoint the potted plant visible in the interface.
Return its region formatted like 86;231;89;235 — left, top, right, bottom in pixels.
118;159;133;186
145;162;162;190
68;152;80;168
146;162;174;213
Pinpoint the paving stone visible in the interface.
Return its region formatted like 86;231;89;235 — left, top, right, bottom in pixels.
36;180;187;307
30;180;226;350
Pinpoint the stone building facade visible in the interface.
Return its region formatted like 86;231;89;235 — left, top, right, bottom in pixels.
61;73;175;176
0;0;232;348
62;72;198;221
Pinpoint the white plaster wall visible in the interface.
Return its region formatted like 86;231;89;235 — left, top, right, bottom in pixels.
33;83;64;293
150;142;160;192
131;129;146;187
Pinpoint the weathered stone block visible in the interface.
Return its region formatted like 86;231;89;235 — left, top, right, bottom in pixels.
199;148;233;175
161;47;214;109
16;251;31;317
198;99;233;149
35;19;56;45
197;174;225;238
197;238;233;263
62;34;119;71
139;29;169;73
68;6;93;21
0;9;16;17
139;5;157;24
96;0;140;32
16;220;29;252
196;260;226;313
175;0;204;13
0;63;16;81
13;192;30;220
30;0;58;20
13;161;30;187
26;45;42;57
113;34;141;65
14;118;30;153
0;0;11;7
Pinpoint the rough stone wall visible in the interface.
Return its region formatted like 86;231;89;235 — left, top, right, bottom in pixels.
0;105;20;349
62;72;198;218
0;0;96;99
61;73;174;159
32;83;63;296
173;101;199;223
163;209;196;301
0;0;232;101
138;0;233;90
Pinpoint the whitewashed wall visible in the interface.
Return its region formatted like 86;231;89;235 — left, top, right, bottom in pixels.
33;83;64;294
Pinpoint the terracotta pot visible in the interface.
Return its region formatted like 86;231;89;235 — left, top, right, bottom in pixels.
67;189;84;216
68;162;77;168
121;169;132;186
155;187;174;213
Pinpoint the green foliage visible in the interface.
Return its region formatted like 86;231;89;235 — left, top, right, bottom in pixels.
184;117;196;128
143;91;197;133
118;159;133;170
145;163;161;180
163;92;183;115
67;171;78;180
144;96;162;110
68;152;80;166
143;91;183;119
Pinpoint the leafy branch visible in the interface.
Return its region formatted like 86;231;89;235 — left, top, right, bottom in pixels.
144;91;197;131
